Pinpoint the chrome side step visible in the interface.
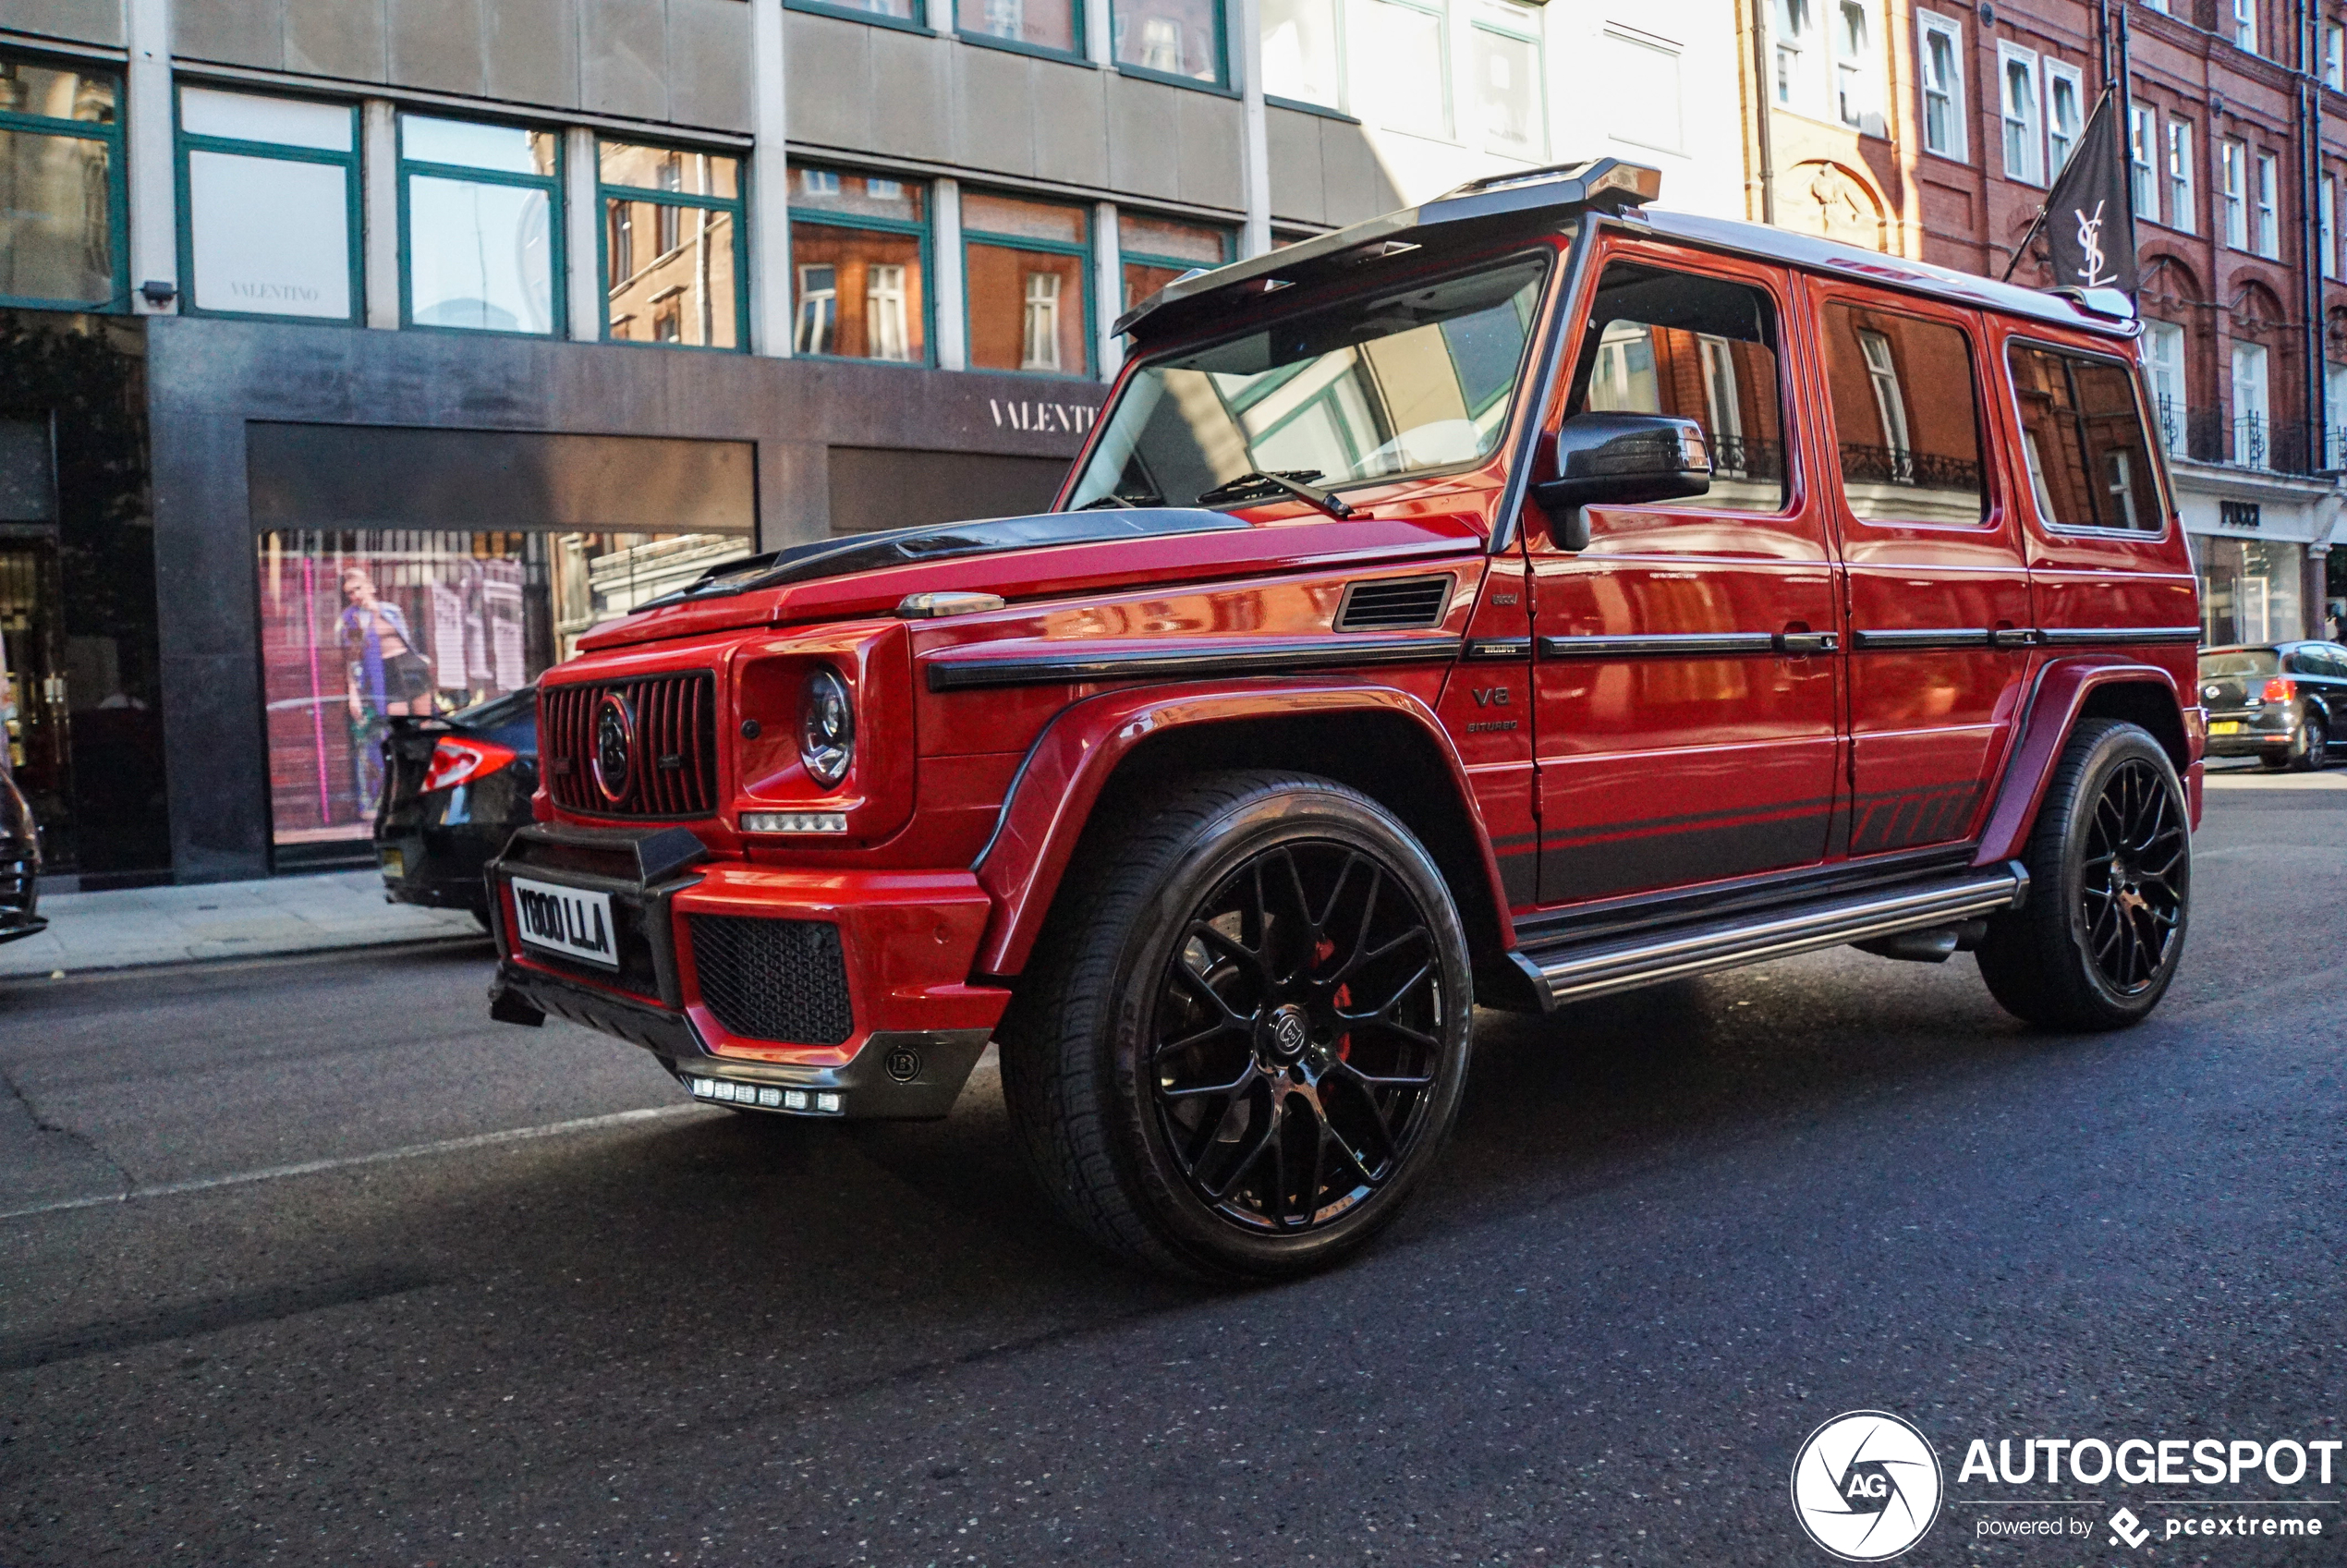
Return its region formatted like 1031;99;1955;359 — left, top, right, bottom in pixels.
1511;863;2028;1010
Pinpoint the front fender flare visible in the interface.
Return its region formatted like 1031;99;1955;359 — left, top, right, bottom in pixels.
969;680;1509;977
1975;657;2197;867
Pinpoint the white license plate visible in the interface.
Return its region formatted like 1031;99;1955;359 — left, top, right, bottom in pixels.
508;875;620;969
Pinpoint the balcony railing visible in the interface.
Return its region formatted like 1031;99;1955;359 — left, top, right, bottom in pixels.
1710;433;1785;480
2173;405;2328;474
1837;444;1984;490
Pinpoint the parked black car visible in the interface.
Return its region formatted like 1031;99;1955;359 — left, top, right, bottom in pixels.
375;686;538;924
2198;642;2347;770
0;767;43;944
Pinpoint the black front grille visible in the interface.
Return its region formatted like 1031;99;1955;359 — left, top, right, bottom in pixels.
1335;574;1453;631
542;673;720;819
687;915;855;1045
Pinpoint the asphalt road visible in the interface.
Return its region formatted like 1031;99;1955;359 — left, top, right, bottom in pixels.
4;773;2343;1567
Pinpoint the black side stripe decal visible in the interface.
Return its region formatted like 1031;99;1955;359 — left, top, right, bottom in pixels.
1539;633;1777;659
926;635;1463;691
2037;626;2201;646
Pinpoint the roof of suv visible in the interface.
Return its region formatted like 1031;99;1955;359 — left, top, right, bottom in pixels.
1116;158;2140;346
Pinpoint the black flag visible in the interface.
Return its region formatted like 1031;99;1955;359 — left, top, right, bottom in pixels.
2038;91;2136;295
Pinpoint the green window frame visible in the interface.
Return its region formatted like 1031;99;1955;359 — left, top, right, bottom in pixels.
0;52;128;312
1116;215;1232;317
788;165;936;368
395;112;566;339
962;193;1095;379
596;139;750;353
784;0;931;35
173;85;362;325
1111;0;1234;90
1470;3;1547;159
955;0;1088;62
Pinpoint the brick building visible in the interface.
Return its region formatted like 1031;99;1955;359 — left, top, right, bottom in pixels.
1735;0;2347;642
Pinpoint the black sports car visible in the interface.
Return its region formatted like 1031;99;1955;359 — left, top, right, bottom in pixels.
374;686;538;924
2198;642;2347;770
0;767;43;944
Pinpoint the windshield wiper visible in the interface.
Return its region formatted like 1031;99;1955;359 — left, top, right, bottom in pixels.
1195;470;1354;519
1075;491;1164;509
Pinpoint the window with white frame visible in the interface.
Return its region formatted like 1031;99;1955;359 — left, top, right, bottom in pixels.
2131;103;2159;218
1999;44;2044;186
1834;0;1879;130
2222;140;2248;248
2232;0;2257;51
2145;320;2186;455
1775;0;1813;107
2256;152;2280;256
1362;0;1450;139
2166;120;2194;231
1475;3;1547;156
1917;11;1966;159
2231;341;2271;466
1599;26;1684;153
2325;174;2339;279
2047;62;2083;175
2328;360;2347;466
2329;20;2345;88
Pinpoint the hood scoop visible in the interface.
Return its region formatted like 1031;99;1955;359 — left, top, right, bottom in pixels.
649;507;1252;608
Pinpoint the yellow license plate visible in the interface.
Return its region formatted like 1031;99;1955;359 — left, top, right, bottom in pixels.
2208;722;2244;735
380;848;405;878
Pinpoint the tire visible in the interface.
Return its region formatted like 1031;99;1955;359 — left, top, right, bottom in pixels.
996;770;1475;1282
1975;719;2190;1030
2289;712;2327;772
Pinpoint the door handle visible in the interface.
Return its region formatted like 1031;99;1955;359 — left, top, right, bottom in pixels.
1773;630;1840;655
1989;626;2041;648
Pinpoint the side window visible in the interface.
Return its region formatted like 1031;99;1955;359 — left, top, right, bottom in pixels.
1820;302;1988;525
1566;261;1788;512
2007;341;2162;532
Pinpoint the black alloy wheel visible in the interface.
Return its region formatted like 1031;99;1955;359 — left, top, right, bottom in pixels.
1976;719;2191;1029
2075;757;2187;994
2290;711;2328;772
999;770;1474;1282
1149;841;1446;1234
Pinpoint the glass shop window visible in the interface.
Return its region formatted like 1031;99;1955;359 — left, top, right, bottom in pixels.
255;529;753;849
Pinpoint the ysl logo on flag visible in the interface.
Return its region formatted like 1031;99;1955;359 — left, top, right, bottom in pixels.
2072;201;2118;286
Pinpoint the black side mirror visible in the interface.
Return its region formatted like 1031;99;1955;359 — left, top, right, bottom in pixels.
1530;412;1712;551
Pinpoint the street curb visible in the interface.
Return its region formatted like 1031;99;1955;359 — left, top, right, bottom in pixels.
0;930;494;986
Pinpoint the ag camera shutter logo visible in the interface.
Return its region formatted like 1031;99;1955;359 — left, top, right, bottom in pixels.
1791;1411;1944;1561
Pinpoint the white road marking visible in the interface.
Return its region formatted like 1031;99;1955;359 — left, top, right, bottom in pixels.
0;1103;711;1223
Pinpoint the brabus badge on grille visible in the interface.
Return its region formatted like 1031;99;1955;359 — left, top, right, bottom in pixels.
592;690;637;804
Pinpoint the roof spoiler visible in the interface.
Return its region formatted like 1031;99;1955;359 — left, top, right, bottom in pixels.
1113;156;1662;342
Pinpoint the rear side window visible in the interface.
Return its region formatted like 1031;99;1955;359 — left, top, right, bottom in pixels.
2198;649;2279;678
2007;342;2161;532
1819;303;1988;526
1568;261;1788;513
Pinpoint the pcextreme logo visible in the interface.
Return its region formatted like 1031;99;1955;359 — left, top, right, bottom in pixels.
1791;1410;1947;1561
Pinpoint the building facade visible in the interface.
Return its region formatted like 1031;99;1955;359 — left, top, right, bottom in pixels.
1735;0;2347;644
0;0;1743;888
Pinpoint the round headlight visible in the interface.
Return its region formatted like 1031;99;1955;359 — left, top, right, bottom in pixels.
798;665;856;786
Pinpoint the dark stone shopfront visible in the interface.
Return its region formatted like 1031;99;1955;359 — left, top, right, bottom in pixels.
0;307;1101;888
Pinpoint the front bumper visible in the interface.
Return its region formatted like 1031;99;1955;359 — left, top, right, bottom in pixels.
486;822;1007;1120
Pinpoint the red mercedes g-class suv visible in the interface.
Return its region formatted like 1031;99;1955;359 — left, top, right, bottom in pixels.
488;160;2202;1282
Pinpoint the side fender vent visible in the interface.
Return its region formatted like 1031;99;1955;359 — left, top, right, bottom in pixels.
1334;574;1454;632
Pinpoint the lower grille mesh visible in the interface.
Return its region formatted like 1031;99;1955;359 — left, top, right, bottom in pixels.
687;915;854;1045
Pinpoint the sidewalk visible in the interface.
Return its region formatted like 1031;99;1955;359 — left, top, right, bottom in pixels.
1;869;483;980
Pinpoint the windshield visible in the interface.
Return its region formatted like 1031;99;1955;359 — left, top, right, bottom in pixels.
2198;650;2279;678
1066;253;1552;510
